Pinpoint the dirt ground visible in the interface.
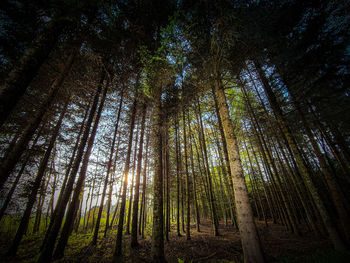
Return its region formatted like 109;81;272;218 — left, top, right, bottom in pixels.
1;219;347;263
60;219;335;263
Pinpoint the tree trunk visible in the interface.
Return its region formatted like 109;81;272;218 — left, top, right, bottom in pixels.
38;70;104;263
131;103;147;247
54;82;107;258
150;85;166;262
126;118;140;235
7;98;68;257
175;112;182;237
182;104;191;240
255;62;346;251
214;73;265;263
104;92;124;236
195;99;219;236
112;95;137;260
140;130;150;237
187;113;200;232
0;124;43;221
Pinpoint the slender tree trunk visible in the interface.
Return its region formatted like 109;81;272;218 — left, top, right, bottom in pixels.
33;150;55;234
85;160;98;230
42;98;91;243
150;85;166;262
182;104;191;240
131;103;147;247
7;98;68;257
104;93;124;236
54;83;107;258
140;130;150;237
187;113;200;232
162;114;170;242
255;62;346;251
196;100;219;236
214;72;265;263
294;100;350;242
126;118;140;235
111;175;123;226
83;178;92;230
0;125;43;221
38;70;104;263
112;95;137;260
105;134;122;234
74;197;84;233
175;113;182;237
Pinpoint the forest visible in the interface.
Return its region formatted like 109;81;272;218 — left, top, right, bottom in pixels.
0;0;349;262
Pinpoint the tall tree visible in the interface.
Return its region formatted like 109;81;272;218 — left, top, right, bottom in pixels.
38;70;105;263
214;74;265;262
54;81;108;258
131;102;147;247
7;98;69;257
112;94;137;260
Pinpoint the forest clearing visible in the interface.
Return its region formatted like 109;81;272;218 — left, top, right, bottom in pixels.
0;0;350;262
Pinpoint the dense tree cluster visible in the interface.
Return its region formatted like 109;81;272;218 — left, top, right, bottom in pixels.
0;0;349;262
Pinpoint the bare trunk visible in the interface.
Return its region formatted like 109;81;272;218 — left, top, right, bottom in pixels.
112;96;137;260
38;70;104;263
131;103;147;247
187;113;200;232
214;73;265;263
54;82;107;258
175;113;182;237
255;62;346;251
7;99;68;257
150;85;166;262
182;104;191;240
104;92;124;236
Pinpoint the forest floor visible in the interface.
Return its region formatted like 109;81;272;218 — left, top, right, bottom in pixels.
1;219;350;263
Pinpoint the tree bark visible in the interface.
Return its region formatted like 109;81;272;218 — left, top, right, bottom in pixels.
126;118;140;234
131;103;147;247
195;99;219;236
7;98;68;257
187;113;200;232
112;96;137;260
182;104;191;240
150;85;166;262
104;92;124;236
0;124;43;222
37;70;104;263
214;73;265;263
54;82;107;258
175;112;182;237
255;62;346;251
139;130;150;237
